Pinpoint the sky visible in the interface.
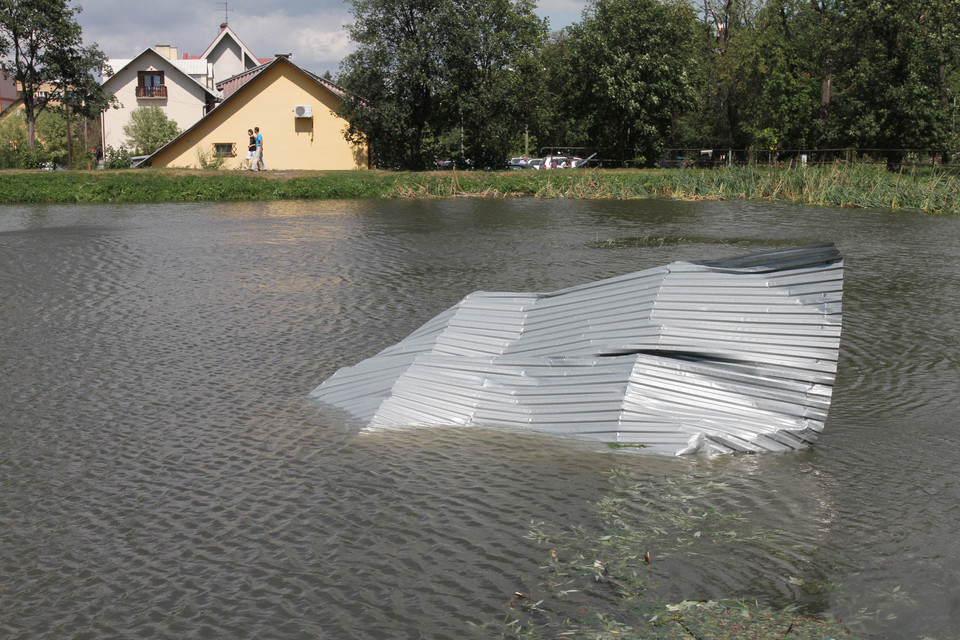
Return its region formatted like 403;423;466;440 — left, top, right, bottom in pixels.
76;0;590;78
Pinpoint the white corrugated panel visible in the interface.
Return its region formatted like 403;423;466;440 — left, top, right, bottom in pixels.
310;244;844;455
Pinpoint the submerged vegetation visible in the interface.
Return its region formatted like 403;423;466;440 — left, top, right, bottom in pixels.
501;468;883;640
1;163;958;214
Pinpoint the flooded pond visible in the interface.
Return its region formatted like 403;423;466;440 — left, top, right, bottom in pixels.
1;198;959;639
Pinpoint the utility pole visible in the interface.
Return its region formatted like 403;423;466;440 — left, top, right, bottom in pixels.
65;102;72;168
84;117;90;170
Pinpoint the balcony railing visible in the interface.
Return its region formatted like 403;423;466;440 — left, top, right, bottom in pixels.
136;85;167;99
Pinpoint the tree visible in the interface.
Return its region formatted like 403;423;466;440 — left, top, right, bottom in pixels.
337;0;547;169
337;0;448;170
732;0;822;150
0;111;30;168
832;0;959;166
683;0;960;157
437;0;547;169
33;107;86;166
536;31;588;153
0;107;90;168
685;0;764;148
560;0;702;165
0;0;111;151
799;0;847;148
123;106;180;154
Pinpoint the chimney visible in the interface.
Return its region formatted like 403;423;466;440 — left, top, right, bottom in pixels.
155;45;178;60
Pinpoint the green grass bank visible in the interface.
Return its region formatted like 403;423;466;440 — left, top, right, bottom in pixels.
1;163;957;214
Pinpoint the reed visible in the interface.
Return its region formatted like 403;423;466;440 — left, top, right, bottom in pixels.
1;164;957;214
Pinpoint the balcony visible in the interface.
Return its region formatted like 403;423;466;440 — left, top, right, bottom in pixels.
136;85;167;99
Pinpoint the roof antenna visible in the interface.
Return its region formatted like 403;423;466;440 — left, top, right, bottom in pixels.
216;2;231;26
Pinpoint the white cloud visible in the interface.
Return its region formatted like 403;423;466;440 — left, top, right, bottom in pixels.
232;9;354;73
534;0;590;29
77;0;589;75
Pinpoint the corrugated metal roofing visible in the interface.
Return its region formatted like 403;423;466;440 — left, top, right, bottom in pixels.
171;58;211;76
310;244;844;455
216;60;347;98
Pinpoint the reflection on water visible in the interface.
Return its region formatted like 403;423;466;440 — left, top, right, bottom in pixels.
1;198;959;639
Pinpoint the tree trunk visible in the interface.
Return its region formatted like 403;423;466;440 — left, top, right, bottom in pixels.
819;59;831;146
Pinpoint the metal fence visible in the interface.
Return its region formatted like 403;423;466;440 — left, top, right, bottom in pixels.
658;148;960;171
533;146;960;171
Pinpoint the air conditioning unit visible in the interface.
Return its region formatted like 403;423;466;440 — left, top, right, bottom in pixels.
293;104;313;118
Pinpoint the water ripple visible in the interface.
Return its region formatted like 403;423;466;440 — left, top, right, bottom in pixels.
2;200;960;639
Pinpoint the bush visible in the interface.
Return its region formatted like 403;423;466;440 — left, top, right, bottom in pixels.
196;148;226;170
104;146;132;169
18;148;51;169
123;106;180;155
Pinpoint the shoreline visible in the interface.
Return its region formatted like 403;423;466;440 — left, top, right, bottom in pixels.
1;165;956;214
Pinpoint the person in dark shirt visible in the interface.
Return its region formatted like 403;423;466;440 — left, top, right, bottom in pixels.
244;129;256;170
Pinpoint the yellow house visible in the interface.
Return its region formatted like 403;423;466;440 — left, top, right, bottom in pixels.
1;80;68;115
148;56;369;170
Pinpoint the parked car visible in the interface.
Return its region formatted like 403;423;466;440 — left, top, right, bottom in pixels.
536;155;584;169
508;153;594;170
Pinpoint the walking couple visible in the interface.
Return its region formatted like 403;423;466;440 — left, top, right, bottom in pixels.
244;127;268;171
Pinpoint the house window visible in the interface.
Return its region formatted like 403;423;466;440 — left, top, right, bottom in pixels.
136;71;167;99
213;142;236;157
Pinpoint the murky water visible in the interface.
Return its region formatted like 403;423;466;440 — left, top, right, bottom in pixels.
1;198;959;639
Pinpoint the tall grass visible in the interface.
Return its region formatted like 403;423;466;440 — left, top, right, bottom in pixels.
646;163;951;213
1;164;957;213
390;163;959;213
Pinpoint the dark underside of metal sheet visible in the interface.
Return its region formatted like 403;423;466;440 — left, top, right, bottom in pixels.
310;244;844;455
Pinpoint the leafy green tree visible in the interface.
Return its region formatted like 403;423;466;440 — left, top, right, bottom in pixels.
122;106;180;155
535;31;586;153
685;0;764;148
437;0;547;168
560;0;701;165
732;0;822;150
33;107;89;167
0;0;111;151
832;0;959;165
337;0;547;169
0;111;30;168
799;0;847;148
0;107;89;167
729;0;847;150
685;0;959;157
337;0;442;170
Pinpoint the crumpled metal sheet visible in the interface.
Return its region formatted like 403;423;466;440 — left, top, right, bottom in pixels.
310;244;843;455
